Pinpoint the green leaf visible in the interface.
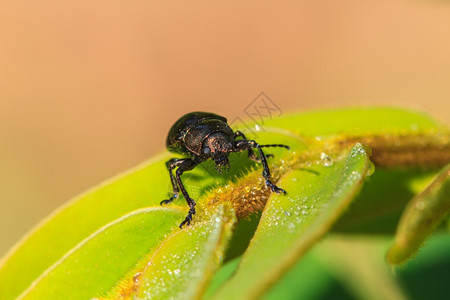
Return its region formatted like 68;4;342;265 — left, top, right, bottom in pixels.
387;164;450;265
264;107;442;136
134;204;235;299
211;143;371;300
0;154;175;299
16;207;184;299
1;107;448;299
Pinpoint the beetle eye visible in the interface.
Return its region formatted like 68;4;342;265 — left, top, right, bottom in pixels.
203;147;211;155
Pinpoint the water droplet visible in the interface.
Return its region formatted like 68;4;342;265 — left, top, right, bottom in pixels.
320;152;334;166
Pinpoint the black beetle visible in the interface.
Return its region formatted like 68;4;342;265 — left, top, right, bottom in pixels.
161;111;289;228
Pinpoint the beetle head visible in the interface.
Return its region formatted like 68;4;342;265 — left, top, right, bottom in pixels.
202;132;233;173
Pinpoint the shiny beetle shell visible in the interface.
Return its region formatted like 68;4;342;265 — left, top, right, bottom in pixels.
166;111;234;156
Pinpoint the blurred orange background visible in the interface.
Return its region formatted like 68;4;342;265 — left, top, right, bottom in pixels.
0;1;449;257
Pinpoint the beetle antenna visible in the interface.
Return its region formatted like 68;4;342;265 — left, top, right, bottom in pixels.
260;144;290;150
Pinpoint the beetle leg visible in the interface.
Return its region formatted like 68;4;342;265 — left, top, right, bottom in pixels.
260;144;290;150
255;144;290;160
235;139;287;195
174;158;201;228
234;131;274;161
160;158;187;205
257;144;290;160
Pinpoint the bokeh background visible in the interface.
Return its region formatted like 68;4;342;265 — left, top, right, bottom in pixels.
0;1;449;257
